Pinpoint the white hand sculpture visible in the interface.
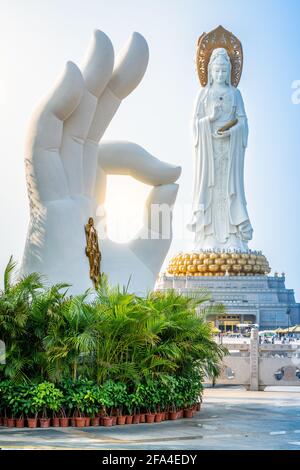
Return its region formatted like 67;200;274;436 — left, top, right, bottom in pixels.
21;31;181;294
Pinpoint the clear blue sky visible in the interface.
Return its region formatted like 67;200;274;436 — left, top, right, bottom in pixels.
0;0;299;297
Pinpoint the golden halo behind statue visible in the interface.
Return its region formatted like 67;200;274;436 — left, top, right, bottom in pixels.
196;25;243;87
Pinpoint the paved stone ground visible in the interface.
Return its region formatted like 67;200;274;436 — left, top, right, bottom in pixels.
0;387;300;450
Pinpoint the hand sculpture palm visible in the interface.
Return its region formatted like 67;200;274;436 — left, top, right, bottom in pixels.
22;31;181;294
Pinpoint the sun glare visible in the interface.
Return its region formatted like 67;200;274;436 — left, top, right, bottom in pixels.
104;175;151;243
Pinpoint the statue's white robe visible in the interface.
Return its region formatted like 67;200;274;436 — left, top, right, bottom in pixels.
187;86;252;249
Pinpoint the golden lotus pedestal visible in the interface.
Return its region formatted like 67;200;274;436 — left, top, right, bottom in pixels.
157;251;300;331
167;250;271;278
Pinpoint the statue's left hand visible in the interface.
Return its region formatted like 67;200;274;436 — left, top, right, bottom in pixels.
22;31;181;294
213;129;231;139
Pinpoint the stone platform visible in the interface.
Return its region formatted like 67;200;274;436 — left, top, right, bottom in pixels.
156;273;300;330
1;388;300;450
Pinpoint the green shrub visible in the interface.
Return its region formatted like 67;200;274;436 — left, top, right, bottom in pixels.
0;259;226;417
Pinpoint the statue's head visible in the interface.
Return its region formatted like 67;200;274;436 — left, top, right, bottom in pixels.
208;48;231;86
88;217;94;226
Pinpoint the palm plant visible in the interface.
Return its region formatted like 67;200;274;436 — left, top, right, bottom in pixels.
0;258;226;409
0;257;44;382
45;293;97;382
92;280;148;384
0;258;71;383
135;290;226;382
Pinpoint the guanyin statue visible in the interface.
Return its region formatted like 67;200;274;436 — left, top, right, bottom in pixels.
187;26;253;251
166;26;271;278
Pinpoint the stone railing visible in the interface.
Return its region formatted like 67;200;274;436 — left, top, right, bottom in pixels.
206;330;300;390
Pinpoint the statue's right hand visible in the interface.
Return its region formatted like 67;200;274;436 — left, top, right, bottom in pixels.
21;30;181;294
210;104;222;122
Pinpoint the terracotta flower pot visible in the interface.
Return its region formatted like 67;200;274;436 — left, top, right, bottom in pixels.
91;417;100;426
155;413;163;423
132;414;140;424
145;413;155;424
125;415;133;424
71;418;76;427
52;417;60;427
75;417;86;427
139;413;145;423
3;418;8;427
27;418;38;428
7;418;15;428
39;418;51;428
168;411;178;420
111;416;117;426
15;418;25;428
184;409;194;418
117;415;126;425
60;417;69;427
102;417;113;427
178;409;184;419
85;417;90;426
161;412;166;421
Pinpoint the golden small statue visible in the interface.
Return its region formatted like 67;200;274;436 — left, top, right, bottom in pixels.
85;217;101;288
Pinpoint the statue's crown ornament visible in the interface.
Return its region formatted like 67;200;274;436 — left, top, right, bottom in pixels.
196;25;243;87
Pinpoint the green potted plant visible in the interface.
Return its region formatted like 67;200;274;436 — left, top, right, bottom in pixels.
31;382;63;428
69;390;86;427
99;380;126;426
175;377;187;419
130;386;145;424
111;381;127;425
143;381;159;423
178;377;194;418
58;380;74;426
25;384;40;428
91;384;104;426
8;384;31;427
83;387;100;426
152;381;164;423
132;383;147;423
184;370;203;415
154;378;171;422
165;376;178;420
4;382;15;427
48;384;64;426
0;380;13;426
99;381;116;426
58;378;93;426
124;392;134;424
